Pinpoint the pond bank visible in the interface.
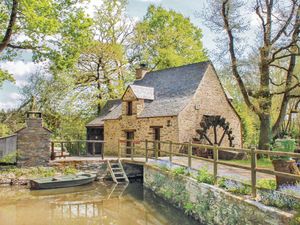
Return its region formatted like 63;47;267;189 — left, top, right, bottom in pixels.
0;166;78;187
144;164;295;225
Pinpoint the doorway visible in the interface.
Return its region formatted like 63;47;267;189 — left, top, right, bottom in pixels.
126;131;134;156
153;127;161;157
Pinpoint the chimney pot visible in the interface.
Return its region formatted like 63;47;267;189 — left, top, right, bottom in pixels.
136;64;148;80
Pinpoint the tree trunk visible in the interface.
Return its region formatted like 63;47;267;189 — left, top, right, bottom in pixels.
0;0;18;53
258;114;271;150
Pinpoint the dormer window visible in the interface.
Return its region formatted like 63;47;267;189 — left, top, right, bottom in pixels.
127;101;133;115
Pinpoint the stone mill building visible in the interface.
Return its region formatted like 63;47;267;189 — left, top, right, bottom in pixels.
86;61;242;156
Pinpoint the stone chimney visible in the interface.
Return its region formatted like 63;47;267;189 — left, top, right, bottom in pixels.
25;111;43;128
135;63;148;80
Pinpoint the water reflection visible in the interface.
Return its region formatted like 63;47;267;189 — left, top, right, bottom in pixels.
0;182;200;225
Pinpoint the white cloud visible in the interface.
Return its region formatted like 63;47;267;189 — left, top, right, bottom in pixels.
0;91;23;110
0;61;41;87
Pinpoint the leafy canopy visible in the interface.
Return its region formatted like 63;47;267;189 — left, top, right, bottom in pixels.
0;0;93;77
133;5;207;70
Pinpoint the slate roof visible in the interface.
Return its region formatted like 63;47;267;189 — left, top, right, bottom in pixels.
128;85;154;100
86;61;211;127
86;99;121;127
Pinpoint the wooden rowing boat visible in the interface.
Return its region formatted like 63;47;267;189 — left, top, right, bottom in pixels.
30;173;97;190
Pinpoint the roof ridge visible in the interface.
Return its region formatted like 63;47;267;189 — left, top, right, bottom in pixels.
146;60;210;74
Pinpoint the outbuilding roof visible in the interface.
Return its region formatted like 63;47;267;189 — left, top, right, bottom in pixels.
127;85;154;100
87;61;211;126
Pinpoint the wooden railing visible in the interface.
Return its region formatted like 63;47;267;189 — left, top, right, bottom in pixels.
51;140;105;160
118;139;300;198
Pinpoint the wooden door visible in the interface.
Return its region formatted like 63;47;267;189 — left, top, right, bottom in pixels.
126;131;134;155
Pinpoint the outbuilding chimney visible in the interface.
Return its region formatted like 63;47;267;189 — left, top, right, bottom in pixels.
135;63;148;80
25;111;43;128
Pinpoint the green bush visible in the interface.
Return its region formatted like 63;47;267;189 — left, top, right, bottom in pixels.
183;202;195;215
196;167;214;184
0;151;17;164
257;179;276;190
171;167;186;176
259;189;300;210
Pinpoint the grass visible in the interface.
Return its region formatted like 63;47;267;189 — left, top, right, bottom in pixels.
0;166;78;178
223;158;273;169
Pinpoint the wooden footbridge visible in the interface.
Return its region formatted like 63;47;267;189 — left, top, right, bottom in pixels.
51;139;300;198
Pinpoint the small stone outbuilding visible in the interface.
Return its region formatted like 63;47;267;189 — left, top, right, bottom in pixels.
16;112;52;167
87;61;242;156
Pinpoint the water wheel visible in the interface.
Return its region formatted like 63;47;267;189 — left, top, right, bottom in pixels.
194;115;235;147
193;115;243;160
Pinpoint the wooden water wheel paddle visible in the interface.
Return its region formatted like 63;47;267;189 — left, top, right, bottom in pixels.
194;115;235;147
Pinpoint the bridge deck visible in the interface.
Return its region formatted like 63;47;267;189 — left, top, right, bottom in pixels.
52;156;274;183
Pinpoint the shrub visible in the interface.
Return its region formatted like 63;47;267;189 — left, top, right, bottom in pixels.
0;151;16;164
259;190;300;209
183;202;195;215
222;180;251;195
196;167;214;184
172;167;186;176
59;166;78;175
257;179;276;190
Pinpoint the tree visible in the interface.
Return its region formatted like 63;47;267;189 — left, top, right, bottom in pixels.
74;0;134;115
20;70;92;140
0;0;93;74
132;5;207;70
203;0;300;150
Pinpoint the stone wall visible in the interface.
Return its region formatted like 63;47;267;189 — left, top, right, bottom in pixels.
178;64;242;147
144;165;294;225
17;118;52;167
104;116;178;155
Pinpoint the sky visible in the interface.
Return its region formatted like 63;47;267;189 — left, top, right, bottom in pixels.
0;0;216;110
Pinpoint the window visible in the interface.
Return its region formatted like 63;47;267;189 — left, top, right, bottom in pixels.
127;101;133;115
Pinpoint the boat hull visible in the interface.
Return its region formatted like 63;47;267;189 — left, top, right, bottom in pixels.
30;174;96;190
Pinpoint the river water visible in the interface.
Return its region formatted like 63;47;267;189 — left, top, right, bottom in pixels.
0;182;200;225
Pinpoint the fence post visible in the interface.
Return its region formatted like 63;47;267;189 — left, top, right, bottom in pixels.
169;141;173;163
92;142;95;156
251;147;257;198
60;142;64;158
188;141;192;169
131;140;134;161
50;142;55;160
155;140;158;160
118;139;121;159
213;144;218;185
77;141;80;156
145;140;148;162
101;142;104;160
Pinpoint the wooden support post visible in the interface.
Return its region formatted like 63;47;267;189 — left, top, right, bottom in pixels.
77;141;80;156
213;144;218;185
155;140;158;160
101;142;104;160
251;147;257;198
118;140;121;159
145;140;148;162
169;141;173;163
61;142;64;158
92;142;95;156
188;142;192;169
50;142;55;160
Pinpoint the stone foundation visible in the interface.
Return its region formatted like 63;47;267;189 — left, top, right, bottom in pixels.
144;165;294;225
